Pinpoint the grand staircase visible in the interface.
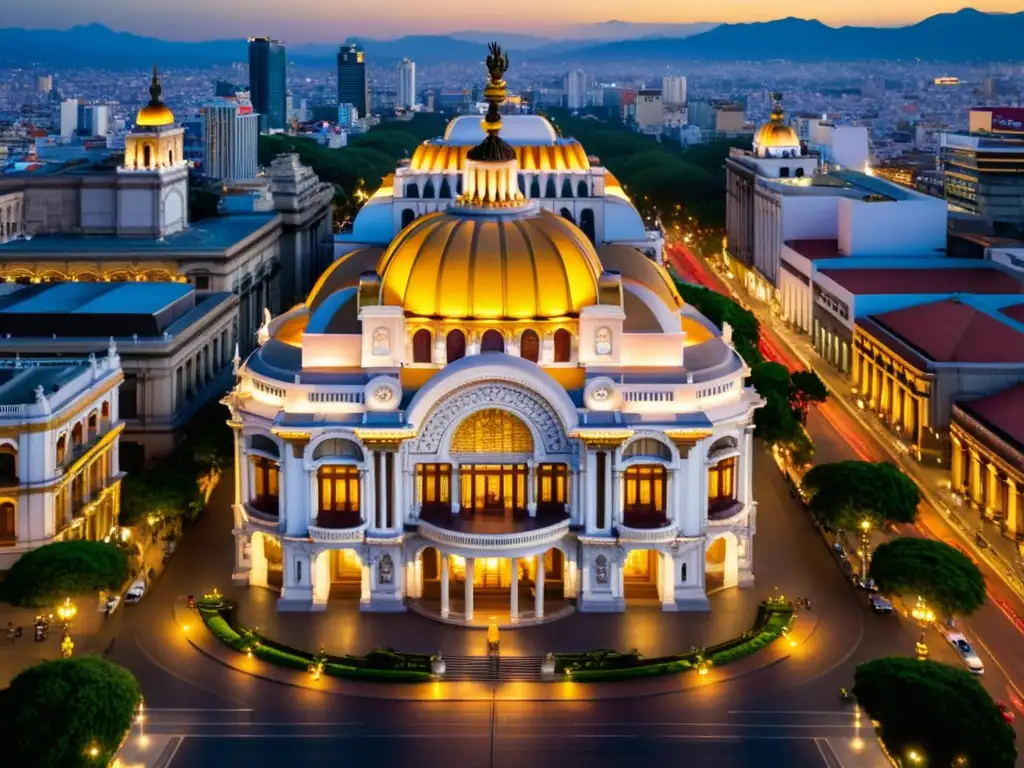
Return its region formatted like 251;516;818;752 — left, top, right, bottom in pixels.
441;655;547;682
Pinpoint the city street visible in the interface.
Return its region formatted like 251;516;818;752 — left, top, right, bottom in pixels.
669;240;1024;733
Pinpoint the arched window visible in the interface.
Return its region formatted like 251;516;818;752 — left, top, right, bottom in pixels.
317;465;360;521
779;167;790;178
520;330;540;363
401;208;416;228
622;438;672;461
561;178;574;198
405;182;419;198
423;179;436;199
312;438;363;461
0;501;14;544
439;177;452;198
251;456;280;516
577;180;589;198
71;423;84;448
580;209;596;244
56;435;66;466
249;434;280;457
560;207;575;224
680;562;687;583
795;167;805;178
553;328;572;363
446;329;466;362
0;444;16;483
480;329;504;353
452;409;534;454
708;456;737;513
412;328;433;363
168;150;174;165
87;412;98;441
142;144;151;168
623;465;667;522
530;178;541;198
545;177;557;198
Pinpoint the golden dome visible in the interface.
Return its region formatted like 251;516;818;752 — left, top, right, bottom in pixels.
377;209;602;320
136;104;176;128
754;120;799;149
135;65;175;128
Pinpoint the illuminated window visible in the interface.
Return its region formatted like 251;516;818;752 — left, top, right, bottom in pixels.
416;464;451;505
251;456;280;516
708;457;737;511
623;465;666;519
318;465;360;515
451;409;534;454
0;502;14;544
537;463;567;508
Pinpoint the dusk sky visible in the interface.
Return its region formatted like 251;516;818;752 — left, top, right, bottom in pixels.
3;1;1020;42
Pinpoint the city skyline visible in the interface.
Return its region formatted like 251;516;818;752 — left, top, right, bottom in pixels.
0;1;1020;42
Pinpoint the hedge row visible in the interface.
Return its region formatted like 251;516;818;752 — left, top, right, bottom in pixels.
195;602;433;683
561;601;795;682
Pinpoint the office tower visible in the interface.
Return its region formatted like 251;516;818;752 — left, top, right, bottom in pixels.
82;104;110;137
248;37;287;132
59;99;79;140
203;98;259;181
661;76;687;106
337;43;369;118
37;75;53;94
397;58;416;110
565;69;588;109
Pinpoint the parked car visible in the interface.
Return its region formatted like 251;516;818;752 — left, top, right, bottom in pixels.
997;702;1016;724
855;576;879;592
868;594;893;614
944;631;984;674
124;580;147;605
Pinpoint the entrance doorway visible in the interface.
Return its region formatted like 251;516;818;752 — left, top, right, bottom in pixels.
329;549;363;598
623;549;659;602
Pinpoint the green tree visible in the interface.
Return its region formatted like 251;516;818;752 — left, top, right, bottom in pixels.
120;469;203;528
0;657;142;768
673;281;762;367
869;537;986;618
788;370;828;424
0;540;129;607
853;657;1015;768
802;460;920;530
749;362;797;443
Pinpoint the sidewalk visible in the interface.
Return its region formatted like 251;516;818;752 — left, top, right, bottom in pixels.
0;521;176;687
173;596;817;702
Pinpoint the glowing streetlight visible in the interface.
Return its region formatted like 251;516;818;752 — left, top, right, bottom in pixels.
57;597;77;626
911;597;935;625
859;519;872;580
906;749;925;764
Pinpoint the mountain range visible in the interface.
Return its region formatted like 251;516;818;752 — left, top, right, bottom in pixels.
0;9;1020;68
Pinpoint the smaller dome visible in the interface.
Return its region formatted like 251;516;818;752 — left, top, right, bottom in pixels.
754;121;799;149
136;104;176;128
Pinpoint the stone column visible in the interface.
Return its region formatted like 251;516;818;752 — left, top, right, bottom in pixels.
451;465;461;515
440;554;450;618
535;553;545;619
986;464;1000;515
742;426;754;505
282;437;310;538
585;449;597;532
950;438;963;492
611;467;623;528
465;558;475;621
527;460;537;517
359;467;371;525
360;560;371;606
659;552;676;609
377;452;388;529
280;546;313;607
1007;479;1020;535
510;557;519;623
969;451;982;504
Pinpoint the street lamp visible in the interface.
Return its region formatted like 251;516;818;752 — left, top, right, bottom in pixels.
859;520;872;581
57;597;77;628
911;596;936;625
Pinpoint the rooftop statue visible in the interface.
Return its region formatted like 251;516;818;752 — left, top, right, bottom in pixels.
486;41;509;83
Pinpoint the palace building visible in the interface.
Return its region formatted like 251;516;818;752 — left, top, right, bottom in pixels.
225;46;762;621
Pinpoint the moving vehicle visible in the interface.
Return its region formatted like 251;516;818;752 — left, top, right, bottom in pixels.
997;702;1015;724
945;631;984;674
124;580;147;605
868;594;893;613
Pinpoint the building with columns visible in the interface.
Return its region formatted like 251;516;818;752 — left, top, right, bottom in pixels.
225;47;762;620
0;349;124;569
852;296;1024;463
950;383;1024;539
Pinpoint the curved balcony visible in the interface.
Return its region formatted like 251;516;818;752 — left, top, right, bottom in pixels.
242;502;281;533
418;513;571;553
309;510;366;543
615;520;679;543
707;500;745;526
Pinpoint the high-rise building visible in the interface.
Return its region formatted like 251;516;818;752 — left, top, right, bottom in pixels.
215;79;240;98
59;99;79;140
248;37;287;133
565;69;588;110
203;97;259;181
37;75;53;94
661;76;687;106
397;58;416;110
337;43;369;118
82;104;110;137
635;90;663;133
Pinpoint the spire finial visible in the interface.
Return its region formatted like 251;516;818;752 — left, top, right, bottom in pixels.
149;64;163;106
481;42;509;136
